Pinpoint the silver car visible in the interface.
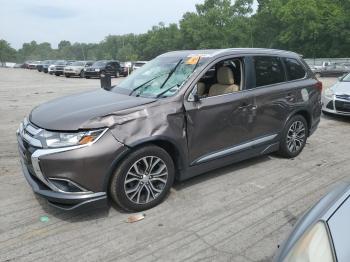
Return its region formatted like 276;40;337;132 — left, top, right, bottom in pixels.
322;73;350;116
274;183;350;262
64;60;94;78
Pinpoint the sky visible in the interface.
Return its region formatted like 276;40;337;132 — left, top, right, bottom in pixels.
0;0;203;49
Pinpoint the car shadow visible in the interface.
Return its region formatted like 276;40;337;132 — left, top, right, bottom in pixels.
173;154;272;191
35;195;112;222
322;112;350;123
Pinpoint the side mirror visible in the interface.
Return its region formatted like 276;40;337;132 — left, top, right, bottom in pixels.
188;84;200;102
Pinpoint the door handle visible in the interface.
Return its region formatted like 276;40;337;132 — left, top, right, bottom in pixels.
285;93;295;102
238;103;257;111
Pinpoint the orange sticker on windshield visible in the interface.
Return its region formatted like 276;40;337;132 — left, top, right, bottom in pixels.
185;56;200;65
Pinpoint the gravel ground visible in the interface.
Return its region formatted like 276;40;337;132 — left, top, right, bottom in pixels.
0;68;349;262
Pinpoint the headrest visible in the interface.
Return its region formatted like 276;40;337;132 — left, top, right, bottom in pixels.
217;66;235;85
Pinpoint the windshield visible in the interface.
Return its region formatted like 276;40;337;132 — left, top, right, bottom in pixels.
114;55;206;98
93;61;107;67
341;73;350;82
55;61;66;65
71;61;85;66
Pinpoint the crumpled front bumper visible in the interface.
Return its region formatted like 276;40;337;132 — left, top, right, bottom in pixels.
20;158;108;210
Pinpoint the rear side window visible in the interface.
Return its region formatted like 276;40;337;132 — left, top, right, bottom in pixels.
284;58;306;80
253;56;285;87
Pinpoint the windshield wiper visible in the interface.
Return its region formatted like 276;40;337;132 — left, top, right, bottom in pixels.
156;84;180;98
128;73;168;96
156;57;201;99
158;59;183;90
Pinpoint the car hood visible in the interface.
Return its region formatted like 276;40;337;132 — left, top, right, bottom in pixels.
30;89;156;131
273;183;350;262
332;81;350;95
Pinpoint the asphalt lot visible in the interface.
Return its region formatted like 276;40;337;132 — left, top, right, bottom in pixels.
0;68;349;262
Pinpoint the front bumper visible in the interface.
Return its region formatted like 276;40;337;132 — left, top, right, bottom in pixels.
16;121;128;210
84;71;101;77
322;95;350;116
64;71;80;76
20;158;107;210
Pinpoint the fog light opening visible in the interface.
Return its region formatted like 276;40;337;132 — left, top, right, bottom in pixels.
49;178;90;193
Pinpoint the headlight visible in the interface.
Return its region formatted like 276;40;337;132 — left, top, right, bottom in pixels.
95;68;100;72
38;129;106;148
283;222;334;262
324;88;334;99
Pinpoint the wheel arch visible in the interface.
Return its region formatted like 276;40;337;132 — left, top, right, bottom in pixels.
285;109;312;136
103;136;187;191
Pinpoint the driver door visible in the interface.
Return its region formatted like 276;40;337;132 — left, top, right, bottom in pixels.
184;57;257;165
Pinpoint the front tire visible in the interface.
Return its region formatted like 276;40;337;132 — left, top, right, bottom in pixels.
278;115;308;158
109;145;175;212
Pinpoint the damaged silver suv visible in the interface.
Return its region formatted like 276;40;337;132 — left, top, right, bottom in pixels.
17;48;322;211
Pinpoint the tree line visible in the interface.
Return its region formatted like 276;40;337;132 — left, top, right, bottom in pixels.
1;0;349;63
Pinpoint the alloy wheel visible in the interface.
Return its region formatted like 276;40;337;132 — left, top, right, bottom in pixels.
286;120;306;153
124;156;168;204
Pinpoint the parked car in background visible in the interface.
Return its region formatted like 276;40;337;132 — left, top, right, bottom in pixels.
26;61;41;69
313;61;349;77
48;60;68;76
274;183;350;262
120;62;132;77
64;60;94;78
84;60;121;78
17;48;321;211
37;60;54;72
132;61;147;71
42;60;56;73
322;72;350;116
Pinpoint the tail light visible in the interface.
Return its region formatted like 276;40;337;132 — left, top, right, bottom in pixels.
314;80;322;92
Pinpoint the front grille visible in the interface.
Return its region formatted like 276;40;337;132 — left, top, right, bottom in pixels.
336;94;350;101
19;119;43;148
335;100;350;113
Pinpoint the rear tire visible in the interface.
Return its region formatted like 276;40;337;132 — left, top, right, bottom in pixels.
65;74;70;78
278;115;308;158
109;145;175;212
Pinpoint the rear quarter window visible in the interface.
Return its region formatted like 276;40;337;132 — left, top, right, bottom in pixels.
253;56;285;88
284;58;306;81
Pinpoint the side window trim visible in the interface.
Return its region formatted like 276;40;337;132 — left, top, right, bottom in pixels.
282;57;308;81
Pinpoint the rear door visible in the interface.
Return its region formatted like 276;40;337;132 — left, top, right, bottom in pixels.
247;55;311;139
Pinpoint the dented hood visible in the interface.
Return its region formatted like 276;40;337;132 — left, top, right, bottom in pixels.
30;89;155;131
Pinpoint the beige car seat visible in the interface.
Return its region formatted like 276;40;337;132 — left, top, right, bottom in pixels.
208;67;239;97
197;82;207;96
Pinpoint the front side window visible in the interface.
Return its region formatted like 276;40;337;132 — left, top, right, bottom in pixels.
195;58;243;98
253;56;285;88
115;55;207;98
284;58;306;81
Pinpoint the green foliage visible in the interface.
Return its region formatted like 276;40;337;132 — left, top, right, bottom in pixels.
1;0;349;63
0;39;16;63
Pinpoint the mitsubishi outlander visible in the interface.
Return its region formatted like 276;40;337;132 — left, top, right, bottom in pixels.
17;48;322;211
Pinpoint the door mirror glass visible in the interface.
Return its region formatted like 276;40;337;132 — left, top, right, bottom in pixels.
188;84;200;102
